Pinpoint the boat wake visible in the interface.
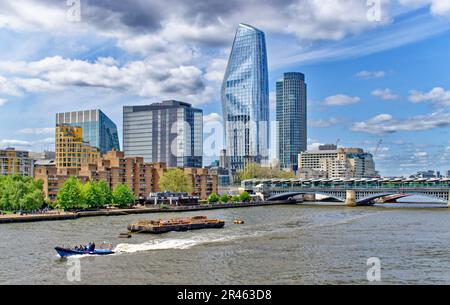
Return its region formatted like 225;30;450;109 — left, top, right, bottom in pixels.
114;234;239;253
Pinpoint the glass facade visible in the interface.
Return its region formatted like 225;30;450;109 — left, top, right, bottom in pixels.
221;23;269;170
276;72;307;170
123;100;203;168
56;110;120;155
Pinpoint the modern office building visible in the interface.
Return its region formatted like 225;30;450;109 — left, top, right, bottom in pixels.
298;146;379;179
0;148;34;177
55;125;100;169
29;151;56;161
35;151;217;201
276;72;307;170
56;109;120;154
123;100;203;168
221;23;269;170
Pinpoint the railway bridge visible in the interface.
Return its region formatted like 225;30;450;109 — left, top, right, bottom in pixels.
241;178;450;207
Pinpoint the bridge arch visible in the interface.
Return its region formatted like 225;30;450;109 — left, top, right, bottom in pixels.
267;191;345;202
356;192;448;205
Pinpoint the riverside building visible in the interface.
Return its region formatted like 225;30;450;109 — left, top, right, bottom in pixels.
0;148;34;177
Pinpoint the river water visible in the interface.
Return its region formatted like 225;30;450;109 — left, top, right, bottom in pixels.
1;203;450;285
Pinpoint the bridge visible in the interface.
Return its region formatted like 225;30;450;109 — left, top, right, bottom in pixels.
241;178;450;207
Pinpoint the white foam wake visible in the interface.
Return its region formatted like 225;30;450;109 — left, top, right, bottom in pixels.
114;234;237;253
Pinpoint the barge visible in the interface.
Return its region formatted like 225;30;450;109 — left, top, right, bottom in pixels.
127;216;225;234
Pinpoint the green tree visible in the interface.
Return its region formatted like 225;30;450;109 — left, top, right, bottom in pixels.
231;195;241;203
0;175;44;212
98;180;112;205
111;184;135;207
239;191;251;202
220;194;231;203
237;163;296;181
56;177;86;210
83;181;104;208
207;193;220;203
158;168;194;194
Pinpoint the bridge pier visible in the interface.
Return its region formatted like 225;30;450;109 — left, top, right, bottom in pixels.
345;190;356;207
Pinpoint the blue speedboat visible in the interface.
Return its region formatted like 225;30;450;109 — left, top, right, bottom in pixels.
55;246;114;258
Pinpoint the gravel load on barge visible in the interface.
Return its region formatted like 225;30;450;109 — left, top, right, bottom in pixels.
127;216;225;234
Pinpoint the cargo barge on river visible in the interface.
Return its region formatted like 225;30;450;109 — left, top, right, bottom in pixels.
127;216;225;234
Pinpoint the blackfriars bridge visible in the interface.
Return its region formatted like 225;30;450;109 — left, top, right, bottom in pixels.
241;178;450;207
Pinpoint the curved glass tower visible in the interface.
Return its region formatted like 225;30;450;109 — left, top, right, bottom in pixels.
221;23;269;170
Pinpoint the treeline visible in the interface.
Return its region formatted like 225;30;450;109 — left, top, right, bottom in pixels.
0;175;136;212
0;175;46;212
56;177;135;210
207;191;251;204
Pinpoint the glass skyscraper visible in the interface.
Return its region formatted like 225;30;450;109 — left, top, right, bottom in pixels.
221;23;269;170
276;72;307;170
56;109;120;155
123;100;203;168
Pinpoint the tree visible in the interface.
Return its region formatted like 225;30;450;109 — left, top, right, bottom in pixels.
83;181;105;208
231;195;241;203
208;193;220;203
112;184;135;207
220;194;231;203
56;177;86;210
98;180;112;205
0;175;44;212
237;163;296;181
158;168;194;194
239;191;251;202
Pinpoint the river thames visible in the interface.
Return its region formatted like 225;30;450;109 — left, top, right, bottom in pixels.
1;203;450;285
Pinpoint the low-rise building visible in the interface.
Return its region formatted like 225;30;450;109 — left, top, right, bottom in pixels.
35;150;218;201
0;148;34;177
298;146;379;179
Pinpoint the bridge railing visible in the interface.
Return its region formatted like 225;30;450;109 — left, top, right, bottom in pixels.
249;184;450;191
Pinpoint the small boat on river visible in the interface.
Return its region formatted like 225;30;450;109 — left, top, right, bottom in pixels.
55;243;114;258
128;216;225;234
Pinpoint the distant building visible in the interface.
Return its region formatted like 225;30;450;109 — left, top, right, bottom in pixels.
298;146;379;179
123;100;203;168
56;109;120;154
221;23;269;170
35;150;217;201
55;125;100;169
410;170;439;179
29;151;56;161
219;149;229;169
446;170;450;178
276;72;307;170
0;148;34;177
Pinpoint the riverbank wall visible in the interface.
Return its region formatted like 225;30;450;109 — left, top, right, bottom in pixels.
0;201;294;224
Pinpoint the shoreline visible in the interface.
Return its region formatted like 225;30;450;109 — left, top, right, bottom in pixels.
0;201;294;224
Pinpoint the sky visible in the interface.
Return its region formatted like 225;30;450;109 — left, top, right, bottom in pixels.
0;0;450;177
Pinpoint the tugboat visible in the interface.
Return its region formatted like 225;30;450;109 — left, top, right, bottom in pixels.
55;243;114;258
128;216;225;234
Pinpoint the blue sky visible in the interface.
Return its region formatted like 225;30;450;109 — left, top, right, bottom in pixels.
0;0;450;177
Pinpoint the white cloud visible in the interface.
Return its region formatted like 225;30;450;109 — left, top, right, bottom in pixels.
0;56;216;105
309;118;339;128
0;76;21;96
399;0;450;17
0;98;7;106
203;113;223;123
17;127;54;135
355;70;386;79
371;88;399;100
409;87;450;106
351;112;450;134
414;151;428;157
324;94;361;106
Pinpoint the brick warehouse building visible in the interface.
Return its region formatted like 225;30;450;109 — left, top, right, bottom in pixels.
34;150;218;201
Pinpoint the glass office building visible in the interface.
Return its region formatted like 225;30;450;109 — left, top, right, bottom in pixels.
56;109;120;155
123;100;203;168
221;23;269;170
276;72;307;170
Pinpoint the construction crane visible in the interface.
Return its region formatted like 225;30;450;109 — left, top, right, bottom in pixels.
373;139;383;157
